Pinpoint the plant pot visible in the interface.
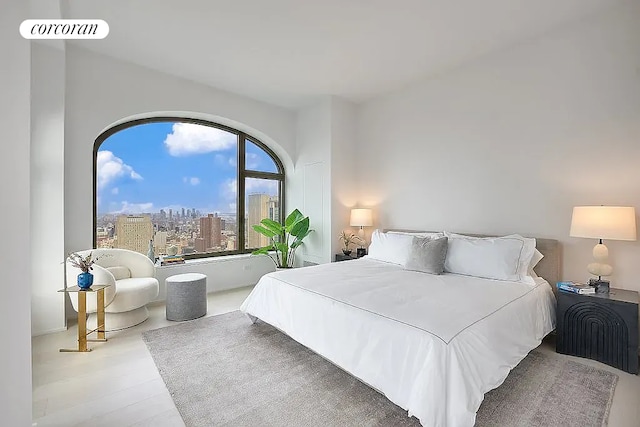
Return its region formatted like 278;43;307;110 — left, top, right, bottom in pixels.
77;272;94;290
342;249;352;256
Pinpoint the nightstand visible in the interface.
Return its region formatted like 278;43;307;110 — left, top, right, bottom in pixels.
556;287;638;374
334;253;357;262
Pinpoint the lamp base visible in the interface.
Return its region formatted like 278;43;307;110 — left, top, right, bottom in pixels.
588;278;610;294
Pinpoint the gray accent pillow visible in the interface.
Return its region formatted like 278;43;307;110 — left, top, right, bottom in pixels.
404;236;448;275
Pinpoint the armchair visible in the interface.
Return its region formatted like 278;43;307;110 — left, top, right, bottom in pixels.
65;248;159;331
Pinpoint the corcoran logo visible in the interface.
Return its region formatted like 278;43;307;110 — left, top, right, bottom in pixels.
20;19;109;40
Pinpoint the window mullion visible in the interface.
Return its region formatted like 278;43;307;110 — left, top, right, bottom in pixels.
238;133;246;253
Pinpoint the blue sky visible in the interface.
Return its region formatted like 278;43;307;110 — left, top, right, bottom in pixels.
97;122;278;215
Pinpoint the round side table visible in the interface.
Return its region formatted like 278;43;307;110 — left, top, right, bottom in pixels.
165;273;207;321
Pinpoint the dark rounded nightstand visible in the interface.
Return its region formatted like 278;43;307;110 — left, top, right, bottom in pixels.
334;253;357;262
556;287;639;374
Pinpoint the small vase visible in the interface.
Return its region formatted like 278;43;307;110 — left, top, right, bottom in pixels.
147;239;155;262
77;272;94;290
342;249;352;256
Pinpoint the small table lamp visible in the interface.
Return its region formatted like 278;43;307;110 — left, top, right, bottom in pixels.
350;208;373;257
569;206;636;292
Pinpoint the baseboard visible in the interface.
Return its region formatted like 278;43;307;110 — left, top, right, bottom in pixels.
31;325;67;337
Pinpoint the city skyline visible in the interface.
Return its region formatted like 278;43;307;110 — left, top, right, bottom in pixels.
97;193;278;257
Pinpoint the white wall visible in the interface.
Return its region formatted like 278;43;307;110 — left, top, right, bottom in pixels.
357;2;640;292
293;100;332;264
330;98;359;255
0;1;33;425
31;43;66;335
292;97;359;265
154;255;274;300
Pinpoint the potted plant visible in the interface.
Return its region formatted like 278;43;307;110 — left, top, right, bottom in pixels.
67;251;105;289
251;209;313;269
339;231;363;256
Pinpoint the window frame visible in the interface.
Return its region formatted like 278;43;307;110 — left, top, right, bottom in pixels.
93;117;285;260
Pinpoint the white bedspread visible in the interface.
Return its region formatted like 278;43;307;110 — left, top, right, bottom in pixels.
240;258;556;427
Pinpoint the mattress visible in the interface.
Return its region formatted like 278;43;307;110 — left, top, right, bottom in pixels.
240;258;556;426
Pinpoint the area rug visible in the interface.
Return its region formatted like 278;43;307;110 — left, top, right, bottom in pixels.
142;311;617;427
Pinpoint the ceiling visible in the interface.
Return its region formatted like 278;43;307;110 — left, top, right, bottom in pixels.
52;0;618;109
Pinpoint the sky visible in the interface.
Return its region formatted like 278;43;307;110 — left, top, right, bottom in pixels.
97;122;279;215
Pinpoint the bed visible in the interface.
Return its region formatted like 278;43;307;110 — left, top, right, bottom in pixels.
240;232;559;426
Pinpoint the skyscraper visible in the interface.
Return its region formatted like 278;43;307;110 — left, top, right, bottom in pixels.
198;213;222;251
211;214;222;248
247;194;279;248
115;215;153;254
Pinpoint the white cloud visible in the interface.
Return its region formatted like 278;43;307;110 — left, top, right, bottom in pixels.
164;123;236;156
221;178;278;201
182;176;201;186
113;201;153;214
97;151;142;189
222;178;237;199
246;178;278;194
246;153;260;170
111;187;119;195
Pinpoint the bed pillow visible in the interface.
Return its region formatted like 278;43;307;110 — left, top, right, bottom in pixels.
529;249;544;276
404;236;448;274
388;231;444;239
443;232;536;284
367;229;414;265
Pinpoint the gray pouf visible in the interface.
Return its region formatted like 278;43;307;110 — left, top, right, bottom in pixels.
166;273;207;321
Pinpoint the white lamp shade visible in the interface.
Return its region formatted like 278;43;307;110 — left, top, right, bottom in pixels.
570;206;637;241
350;208;373;227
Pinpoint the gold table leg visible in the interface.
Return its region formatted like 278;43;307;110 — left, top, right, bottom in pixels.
60;290;92;352
88;288;107;343
78;291;88;351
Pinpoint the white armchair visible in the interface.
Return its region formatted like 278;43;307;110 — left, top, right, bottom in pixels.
65;248;159;331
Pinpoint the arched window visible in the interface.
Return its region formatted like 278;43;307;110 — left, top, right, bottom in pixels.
93;118;285;260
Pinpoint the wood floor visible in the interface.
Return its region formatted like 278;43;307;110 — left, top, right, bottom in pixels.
32;286;640;427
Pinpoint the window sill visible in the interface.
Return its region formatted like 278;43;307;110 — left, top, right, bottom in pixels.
154;253;255;269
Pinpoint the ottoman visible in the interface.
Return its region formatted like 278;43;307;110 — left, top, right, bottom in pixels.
165;273;207;321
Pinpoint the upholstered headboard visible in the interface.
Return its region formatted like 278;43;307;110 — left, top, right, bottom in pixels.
383;230;561;288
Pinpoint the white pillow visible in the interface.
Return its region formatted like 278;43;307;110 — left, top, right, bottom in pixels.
105;265;131;280
387;231;444;239
443;232;536;284
366;230;415;266
529;249;544;276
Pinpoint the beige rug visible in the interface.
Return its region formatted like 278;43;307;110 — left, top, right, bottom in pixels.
142;311;617;427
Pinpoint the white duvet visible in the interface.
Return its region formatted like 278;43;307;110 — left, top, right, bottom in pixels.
240;258;556;427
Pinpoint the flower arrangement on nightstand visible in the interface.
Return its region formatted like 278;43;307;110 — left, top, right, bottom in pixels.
339;231;363;256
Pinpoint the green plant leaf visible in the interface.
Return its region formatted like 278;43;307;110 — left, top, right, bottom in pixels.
260;218;283;234
275;242;289;253
285;209;304;229
251;247;271;255
291;229;313;248
252;224;277;238
290;217;309;237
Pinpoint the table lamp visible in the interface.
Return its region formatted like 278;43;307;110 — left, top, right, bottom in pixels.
569;206;636;292
350;208;373;257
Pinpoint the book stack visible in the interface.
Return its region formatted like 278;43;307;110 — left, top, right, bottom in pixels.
160;255;185;266
556;281;596;295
